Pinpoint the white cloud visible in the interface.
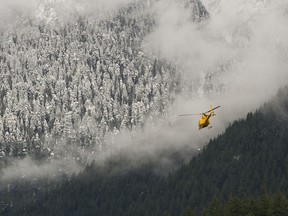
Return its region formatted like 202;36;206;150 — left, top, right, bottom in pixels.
144;0;288;124
0;157;82;182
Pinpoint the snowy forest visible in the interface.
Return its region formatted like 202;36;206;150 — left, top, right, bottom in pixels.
1;0;288;215
0;0;212;164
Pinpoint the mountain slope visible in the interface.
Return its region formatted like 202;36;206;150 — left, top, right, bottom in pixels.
5;87;288;216
0;0;209;162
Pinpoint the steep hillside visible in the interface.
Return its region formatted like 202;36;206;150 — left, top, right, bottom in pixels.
4;87;288;216
0;0;209;162
1;0;288;215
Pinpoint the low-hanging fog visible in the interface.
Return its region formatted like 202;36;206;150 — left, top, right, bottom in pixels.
1;0;288;181
147;0;288;116
105;0;288;163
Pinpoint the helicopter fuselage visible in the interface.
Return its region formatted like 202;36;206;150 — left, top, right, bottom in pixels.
198;113;212;129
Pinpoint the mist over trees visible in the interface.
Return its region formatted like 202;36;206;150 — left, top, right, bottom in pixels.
0;0;211;214
2;0;288;215
0;0;210;163
2;87;288;216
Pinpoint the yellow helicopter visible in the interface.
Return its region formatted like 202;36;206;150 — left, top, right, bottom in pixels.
179;105;221;129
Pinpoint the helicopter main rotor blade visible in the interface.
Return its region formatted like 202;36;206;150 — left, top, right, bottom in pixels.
203;105;221;114
178;106;221;117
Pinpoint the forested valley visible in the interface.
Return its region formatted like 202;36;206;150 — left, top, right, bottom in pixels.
3;87;288;216
1;0;288;215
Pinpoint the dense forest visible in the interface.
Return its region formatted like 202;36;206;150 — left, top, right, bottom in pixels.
0;0;210;214
1;87;288;215
0;0;212;163
1;0;288;215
